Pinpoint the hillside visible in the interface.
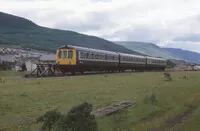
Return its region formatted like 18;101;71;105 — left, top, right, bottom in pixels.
164;48;200;64
114;41;200;64
0;12;143;55
114;41;181;59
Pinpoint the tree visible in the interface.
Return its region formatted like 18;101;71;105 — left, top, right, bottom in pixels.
166;60;176;69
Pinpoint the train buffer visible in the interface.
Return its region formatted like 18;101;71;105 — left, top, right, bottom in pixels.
24;63;59;78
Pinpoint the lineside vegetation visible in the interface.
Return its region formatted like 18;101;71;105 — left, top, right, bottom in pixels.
0;71;200;131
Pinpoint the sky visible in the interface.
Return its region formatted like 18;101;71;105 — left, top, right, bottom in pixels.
1;0;200;52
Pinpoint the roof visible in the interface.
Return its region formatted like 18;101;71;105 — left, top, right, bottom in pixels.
59;45;118;55
40;54;56;61
118;52;146;59
0;55;14;62
146;56;166;60
26;59;40;64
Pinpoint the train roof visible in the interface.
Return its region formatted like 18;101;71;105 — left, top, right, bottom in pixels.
146;56;166;60
118;52;146;58
58;45;118;55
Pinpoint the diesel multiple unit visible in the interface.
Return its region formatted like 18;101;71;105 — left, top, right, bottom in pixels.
56;45;167;75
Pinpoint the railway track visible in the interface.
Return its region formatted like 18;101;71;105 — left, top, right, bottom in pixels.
21;70;166;80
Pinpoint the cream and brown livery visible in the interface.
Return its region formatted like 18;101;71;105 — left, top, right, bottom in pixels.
56;45;167;75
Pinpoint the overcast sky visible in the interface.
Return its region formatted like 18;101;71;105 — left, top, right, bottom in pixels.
1;0;200;52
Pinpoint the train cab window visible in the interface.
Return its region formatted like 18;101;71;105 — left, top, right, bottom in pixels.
62;51;67;58
68;50;73;58
57;50;61;58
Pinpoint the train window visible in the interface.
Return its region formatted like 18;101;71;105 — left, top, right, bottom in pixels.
95;54;98;59
68;50;73;58
86;53;89;58
80;52;85;59
57;50;61;58
99;54;103;60
63;51;67;58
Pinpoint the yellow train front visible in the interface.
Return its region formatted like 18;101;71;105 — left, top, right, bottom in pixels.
56;45;119;75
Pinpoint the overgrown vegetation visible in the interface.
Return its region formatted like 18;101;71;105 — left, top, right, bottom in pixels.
0;72;200;131
0;76;5;83
166;60;176;69
164;72;172;81
144;93;158;105
37;103;97;131
37;102;98;131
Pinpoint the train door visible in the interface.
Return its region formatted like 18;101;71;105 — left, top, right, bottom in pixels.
66;49;76;65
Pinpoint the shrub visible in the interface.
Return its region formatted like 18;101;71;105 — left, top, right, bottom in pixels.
37;102;98;131
144;93;158;105
36;110;62;131
0;76;5;83
163;72;172;81
183;75;188;80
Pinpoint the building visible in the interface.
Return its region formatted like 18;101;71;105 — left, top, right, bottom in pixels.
25;59;39;72
40;54;56;63
0;55;15;70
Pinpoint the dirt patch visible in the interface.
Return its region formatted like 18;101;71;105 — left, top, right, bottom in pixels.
91;101;135;117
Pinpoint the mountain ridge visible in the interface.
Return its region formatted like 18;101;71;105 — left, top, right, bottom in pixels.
114;41;200;64
0;12;143;55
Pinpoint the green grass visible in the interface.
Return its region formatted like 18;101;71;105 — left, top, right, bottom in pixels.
0;71;200;131
0;71;24;77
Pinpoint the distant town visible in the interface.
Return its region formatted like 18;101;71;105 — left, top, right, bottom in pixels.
0;47;56;72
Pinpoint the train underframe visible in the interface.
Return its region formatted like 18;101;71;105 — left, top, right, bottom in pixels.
58;64;166;75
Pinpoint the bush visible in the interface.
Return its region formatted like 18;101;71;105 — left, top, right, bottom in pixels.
0;76;5;83
183;76;188;80
37;102;98;131
144;93;158;105
36;110;62;131
164;72;172;81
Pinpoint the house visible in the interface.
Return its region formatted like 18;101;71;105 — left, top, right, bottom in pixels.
0;55;15;70
25;59;39;72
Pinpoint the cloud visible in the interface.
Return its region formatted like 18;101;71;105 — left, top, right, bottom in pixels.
1;0;200;52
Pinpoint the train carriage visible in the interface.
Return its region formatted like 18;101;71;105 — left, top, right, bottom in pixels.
146;56;166;71
56;45;119;74
118;53;146;71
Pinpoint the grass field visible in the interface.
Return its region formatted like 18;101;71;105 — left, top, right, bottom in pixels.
0;71;24;77
0;71;200;131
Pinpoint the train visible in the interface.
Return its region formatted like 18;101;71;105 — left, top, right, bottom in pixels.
55;45;167;75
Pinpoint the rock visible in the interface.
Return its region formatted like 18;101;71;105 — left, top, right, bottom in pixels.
91;101;135;117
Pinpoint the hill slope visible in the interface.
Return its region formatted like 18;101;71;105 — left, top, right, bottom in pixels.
0;12;143;55
164;48;200;64
114;41;200;64
114;41;181;59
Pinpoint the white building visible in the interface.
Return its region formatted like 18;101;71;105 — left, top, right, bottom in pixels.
25;59;39;72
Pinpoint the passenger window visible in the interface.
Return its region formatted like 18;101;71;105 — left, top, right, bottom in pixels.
68;50;73;58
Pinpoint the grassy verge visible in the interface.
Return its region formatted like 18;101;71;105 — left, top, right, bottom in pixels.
0;71;24;77
0;71;200;131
